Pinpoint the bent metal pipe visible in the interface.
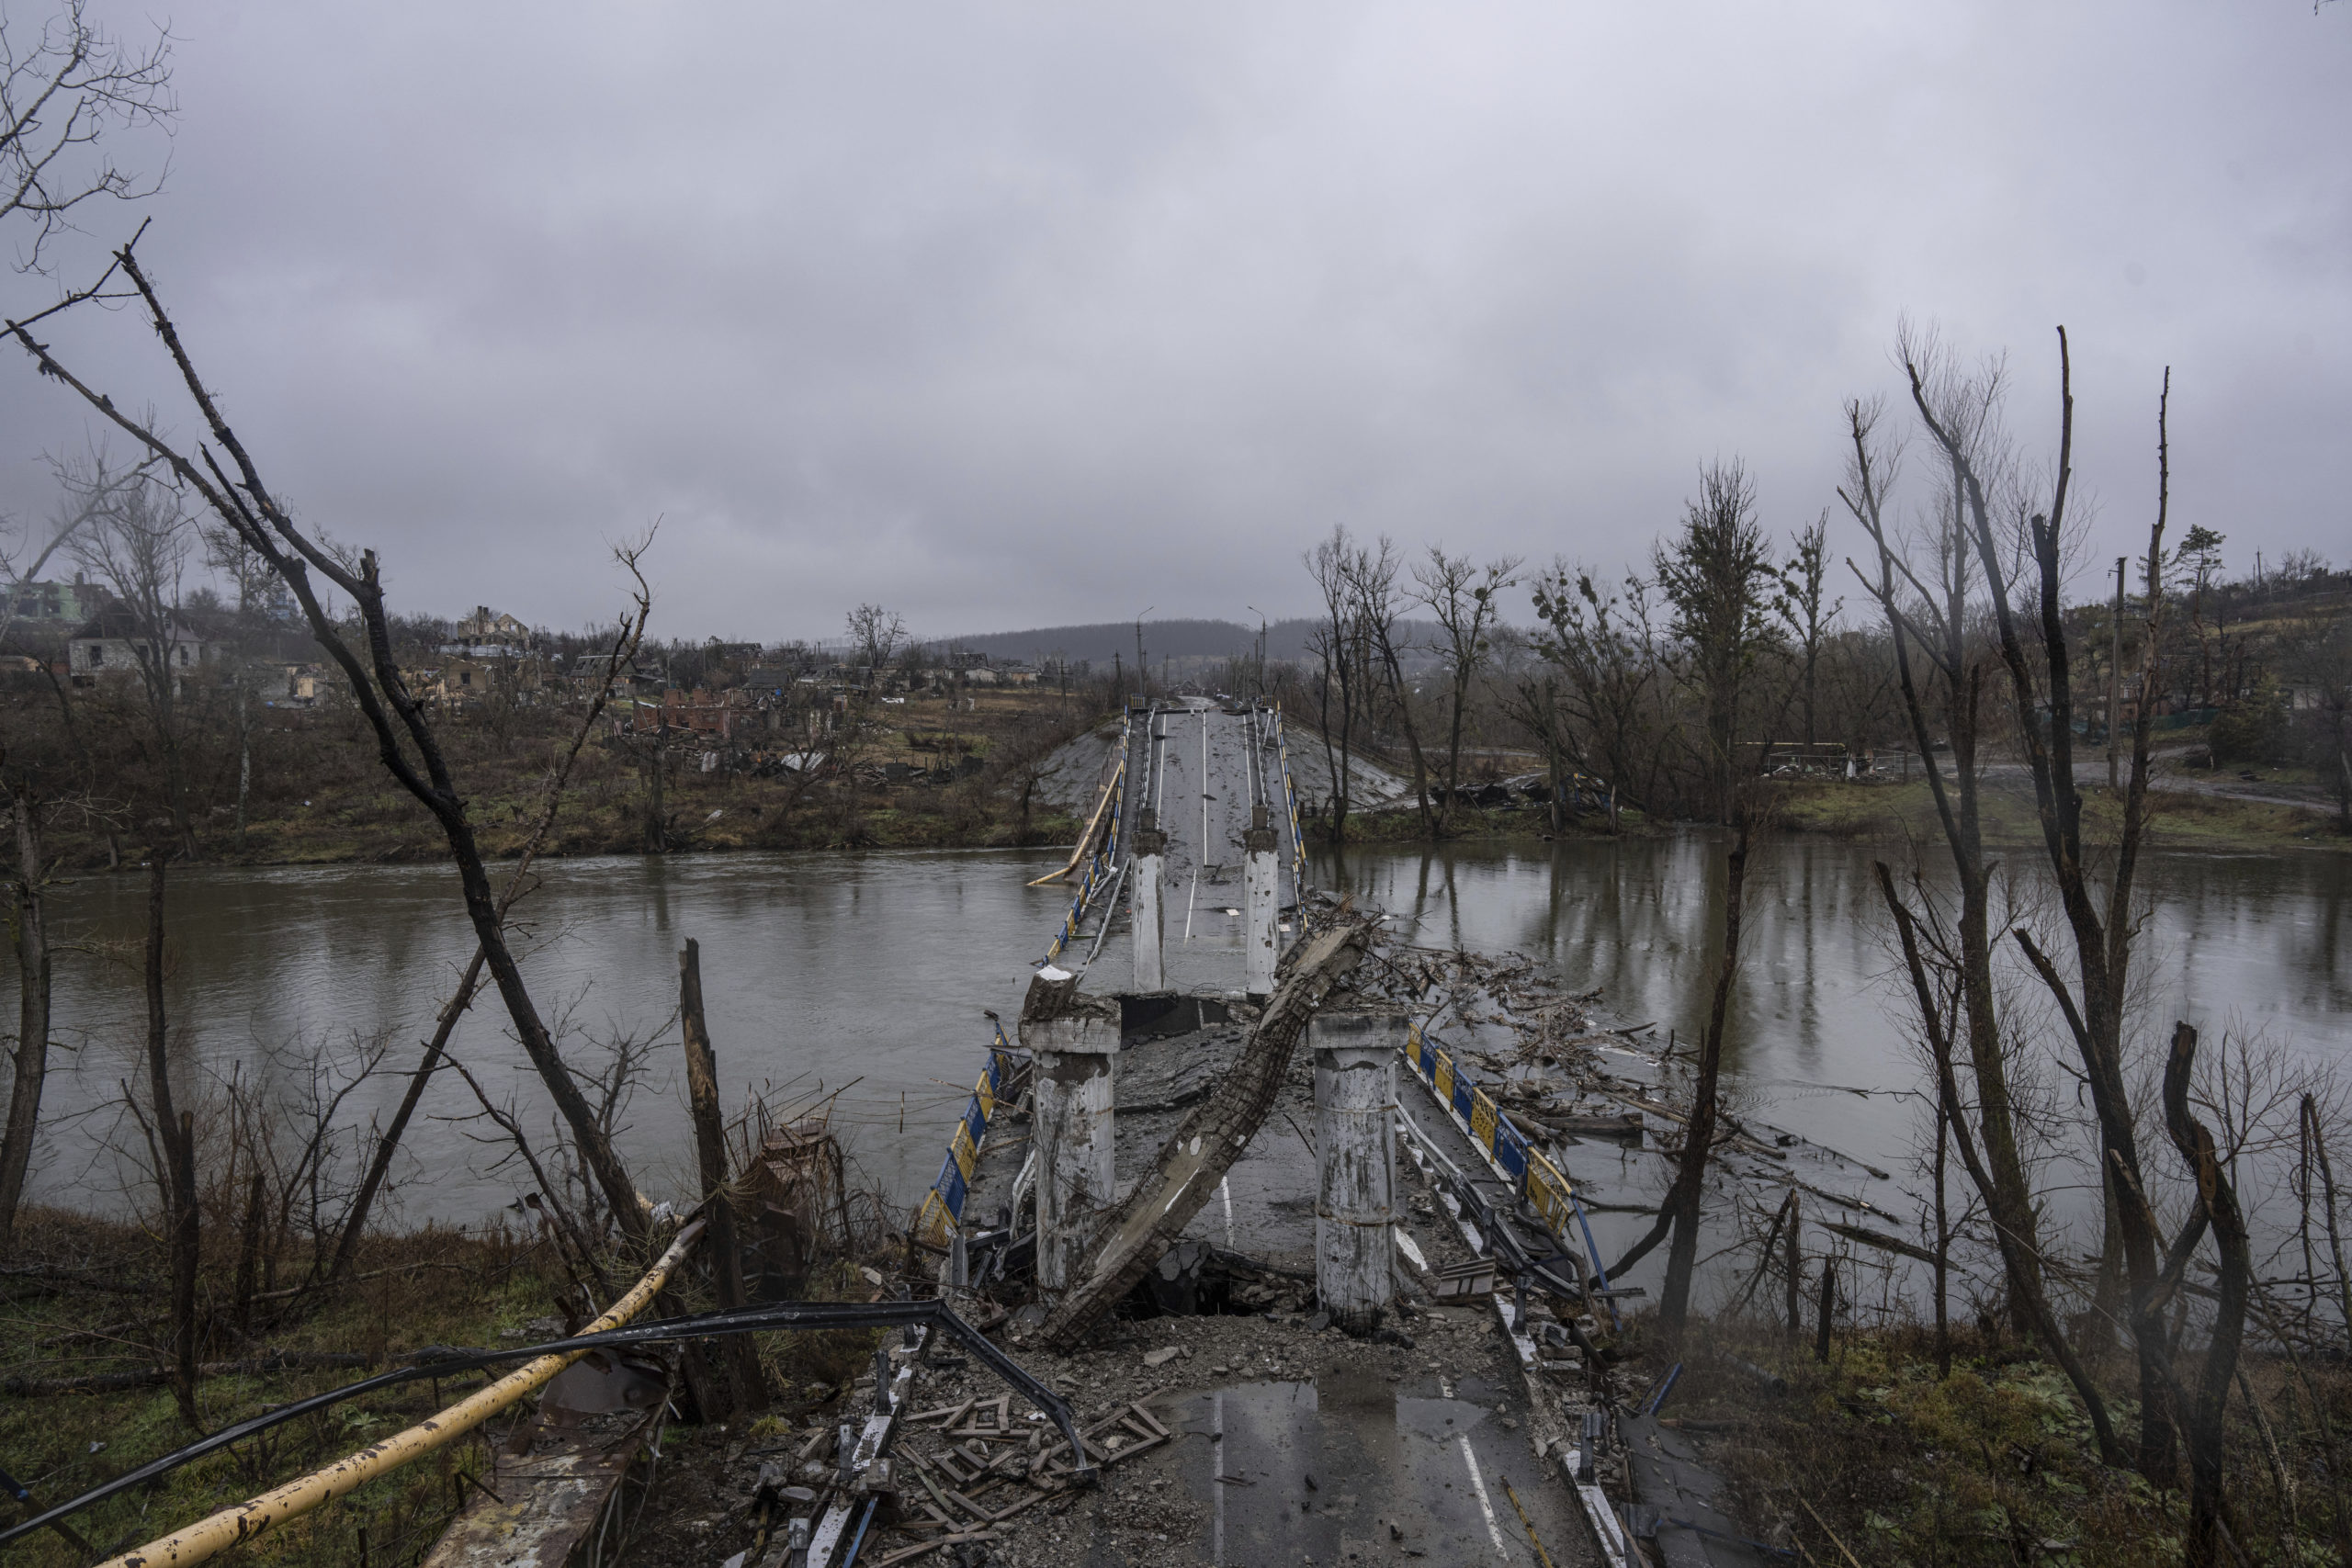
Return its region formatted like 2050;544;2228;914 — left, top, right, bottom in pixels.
14;1279;1091;1564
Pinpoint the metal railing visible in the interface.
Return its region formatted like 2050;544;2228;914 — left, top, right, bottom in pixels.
1272;703;1307;889
1041;709;1131;965
912;1021;1021;1247
1401;1021;1615;1317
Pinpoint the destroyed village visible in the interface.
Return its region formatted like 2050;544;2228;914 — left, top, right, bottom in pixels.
1;6;2350;1568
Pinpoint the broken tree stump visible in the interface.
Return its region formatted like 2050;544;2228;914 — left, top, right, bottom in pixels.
1035;918;1374;1350
680;937;766;1412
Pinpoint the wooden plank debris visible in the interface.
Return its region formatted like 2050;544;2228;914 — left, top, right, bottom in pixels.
418;1430;645;1568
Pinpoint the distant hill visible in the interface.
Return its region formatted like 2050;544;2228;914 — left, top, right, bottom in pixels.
933;617;1442;667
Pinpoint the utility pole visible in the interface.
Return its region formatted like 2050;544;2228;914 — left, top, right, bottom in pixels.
1248;604;1271;699
1134;607;1152;704
2108;556;2126;791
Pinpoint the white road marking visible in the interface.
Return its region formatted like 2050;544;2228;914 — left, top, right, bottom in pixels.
1211;1390;1226;1564
1183;711;1207;941
1456;1432;1510;1558
1220;1175;1236;1247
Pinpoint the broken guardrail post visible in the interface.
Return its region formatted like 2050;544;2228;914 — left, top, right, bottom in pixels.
1131;810;1167;990
1244;805;1279;998
1019;967;1122;1292
1312;1001;1402;1333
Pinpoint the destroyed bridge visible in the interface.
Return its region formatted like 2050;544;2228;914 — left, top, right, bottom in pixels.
37;699;1765;1568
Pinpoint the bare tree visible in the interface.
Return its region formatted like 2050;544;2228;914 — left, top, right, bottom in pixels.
1653;458;1776;823
201;516;273;849
845;602;904;687
323;546;653;1281
1776;511;1838;754
1347;536;1435;835
1494;655;1577;833
1910;331;2185;1481
68;463;200;857
1412;546;1521;831
7;240;651;1244
1;469;109;589
1852;325;2191;1479
1528;560;1668;828
1840;370;2050;1349
0;0;173;274
1305;525;1369;842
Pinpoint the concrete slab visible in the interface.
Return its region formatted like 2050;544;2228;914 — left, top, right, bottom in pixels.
1171;1366;1588;1566
1087;706;1308;998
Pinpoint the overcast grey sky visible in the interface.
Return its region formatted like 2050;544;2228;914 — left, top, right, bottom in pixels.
2;1;2345;642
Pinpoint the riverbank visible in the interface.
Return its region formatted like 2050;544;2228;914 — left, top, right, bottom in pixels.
1622;1310;2349;1566
105;776;2342;871
0;1209;556;1567
29;684;1099;870
1317;773;2347;855
1772;773;2349;851
205;774;1087;865
0;1208;900;1568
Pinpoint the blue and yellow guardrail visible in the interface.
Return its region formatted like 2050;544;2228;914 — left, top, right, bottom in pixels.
1402;1021;1615;1312
914;1021;1021;1247
922;711;1135;1241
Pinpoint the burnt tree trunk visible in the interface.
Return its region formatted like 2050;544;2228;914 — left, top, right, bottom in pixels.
0;785;52;1250
145;861;201;1427
1657;823;1749;1341
326;948;485;1283
2164;1022;2250;1568
680;937;765;1411
1876;859;2124;1465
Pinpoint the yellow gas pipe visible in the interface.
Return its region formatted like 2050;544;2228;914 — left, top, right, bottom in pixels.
99;1218;707;1568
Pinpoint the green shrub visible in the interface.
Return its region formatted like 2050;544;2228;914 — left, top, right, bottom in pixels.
2209;676;2288;762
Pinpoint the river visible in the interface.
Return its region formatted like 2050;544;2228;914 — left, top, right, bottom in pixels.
12;839;2347;1253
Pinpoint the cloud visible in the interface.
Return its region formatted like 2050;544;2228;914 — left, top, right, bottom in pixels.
1;0;2344;638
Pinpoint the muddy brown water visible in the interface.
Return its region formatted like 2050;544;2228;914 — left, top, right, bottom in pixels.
11;838;2346;1247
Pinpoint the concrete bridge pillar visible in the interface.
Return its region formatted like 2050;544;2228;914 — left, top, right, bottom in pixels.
1312;1005;1402;1333
1244;805;1279;998
1020;972;1122;1292
1131;810;1167;991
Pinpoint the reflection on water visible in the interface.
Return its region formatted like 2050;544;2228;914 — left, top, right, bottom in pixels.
1318;834;2352;1182
10;838;2346;1229
16;851;1075;1219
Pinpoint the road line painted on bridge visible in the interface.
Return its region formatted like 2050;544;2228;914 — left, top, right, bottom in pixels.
1220;1175;1235;1248
1183;710;1207;942
1456;1433;1510;1558
1211;1390;1226;1566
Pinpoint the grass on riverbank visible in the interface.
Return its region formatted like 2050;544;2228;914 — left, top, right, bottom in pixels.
1630;1314;2351;1566
0;1209;894;1567
1307;801;1653;843
24;684;1102;870
1306;773;2345;856
1770;774;2348;852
